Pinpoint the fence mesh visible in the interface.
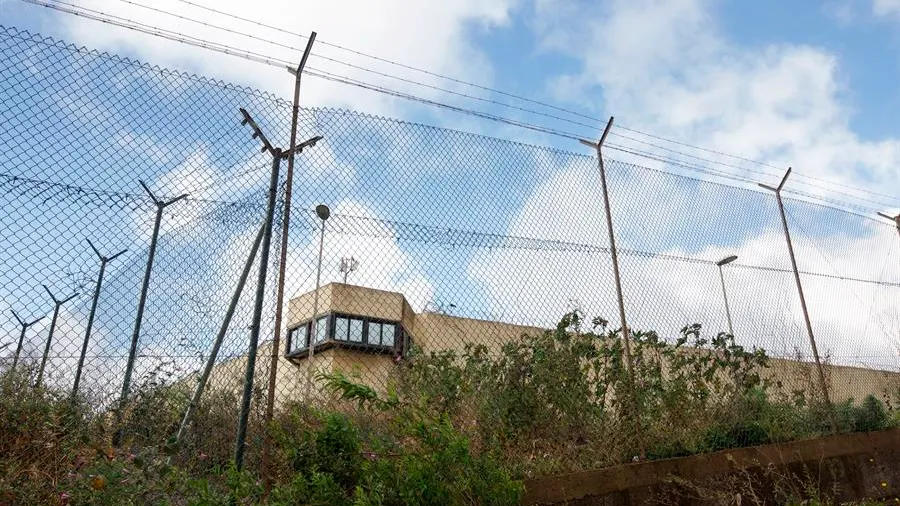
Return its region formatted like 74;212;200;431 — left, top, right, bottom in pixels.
1;23;899;494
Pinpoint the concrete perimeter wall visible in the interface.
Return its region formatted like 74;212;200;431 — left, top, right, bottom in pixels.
523;428;900;505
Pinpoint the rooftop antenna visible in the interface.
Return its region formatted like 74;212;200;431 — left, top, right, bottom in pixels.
339;256;359;284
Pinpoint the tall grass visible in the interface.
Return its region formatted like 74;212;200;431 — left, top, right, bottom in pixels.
0;312;896;504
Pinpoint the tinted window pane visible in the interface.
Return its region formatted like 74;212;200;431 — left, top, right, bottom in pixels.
381;323;396;347
349;319;363;342
369;322;382;345
315;317;327;343
334;317;349;341
291;325;308;352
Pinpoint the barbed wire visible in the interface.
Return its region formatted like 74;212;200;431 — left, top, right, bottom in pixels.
3;159;895;291
150;0;899;203
288;208;900;288
0;170;267;210
15;0;900;210
1;22;898;482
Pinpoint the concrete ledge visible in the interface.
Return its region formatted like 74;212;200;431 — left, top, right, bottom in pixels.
522;428;900;505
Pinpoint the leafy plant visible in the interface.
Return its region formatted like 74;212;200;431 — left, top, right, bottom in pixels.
314;371;525;505
1;309;896;504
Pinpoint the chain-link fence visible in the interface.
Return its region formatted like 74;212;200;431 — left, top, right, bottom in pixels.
1;23;899;490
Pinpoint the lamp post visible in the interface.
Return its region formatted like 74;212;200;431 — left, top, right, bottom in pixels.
716;255;738;336
306;204;330;399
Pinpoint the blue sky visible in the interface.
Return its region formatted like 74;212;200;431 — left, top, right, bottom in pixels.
1;0;899;395
477;0;900;140
719;0;900;140
4;0;900;199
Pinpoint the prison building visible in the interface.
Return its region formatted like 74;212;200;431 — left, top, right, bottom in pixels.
203;283;900;409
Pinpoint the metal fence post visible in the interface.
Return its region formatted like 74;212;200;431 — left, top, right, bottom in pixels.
71;240;127;399
759;168;837;432
233;107;322;470
579;117;646;460
9;310;44;372
115;182;187;446
262;31;317;493
876;211;900;240
36;285;77;388
234;148;280;471
175;221;265;447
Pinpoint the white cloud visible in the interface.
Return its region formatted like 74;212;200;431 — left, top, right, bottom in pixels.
48;0;518;115
282;200;435;311
823;0;858;25
873;0;900;17
533;0;900;203
465;0;900;372
469;160;900;369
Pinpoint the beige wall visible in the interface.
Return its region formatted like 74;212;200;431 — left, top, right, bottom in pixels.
412;313;542;355
199;341;338;410
287;284;334;324
766;357;900;404
328;349;395;395
201;283;900;409
287;283;407;326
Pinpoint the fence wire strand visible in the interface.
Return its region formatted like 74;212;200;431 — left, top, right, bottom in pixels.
1;24;899;496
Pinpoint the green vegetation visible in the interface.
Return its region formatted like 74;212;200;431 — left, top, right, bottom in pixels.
0;312;897;504
0;367;521;505
392;312;898;473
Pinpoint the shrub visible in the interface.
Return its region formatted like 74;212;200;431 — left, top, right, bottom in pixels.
0;368;99;504
391;313;784;472
2;310;896;503
316;371;525;506
851;395;893;433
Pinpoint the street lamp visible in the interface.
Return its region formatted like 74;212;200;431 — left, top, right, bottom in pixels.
315;204;330;221
311;204;330;345
306;204;330;399
716;254;738;336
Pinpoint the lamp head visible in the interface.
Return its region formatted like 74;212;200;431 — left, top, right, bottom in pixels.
315;204;330;221
716;255;738;267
